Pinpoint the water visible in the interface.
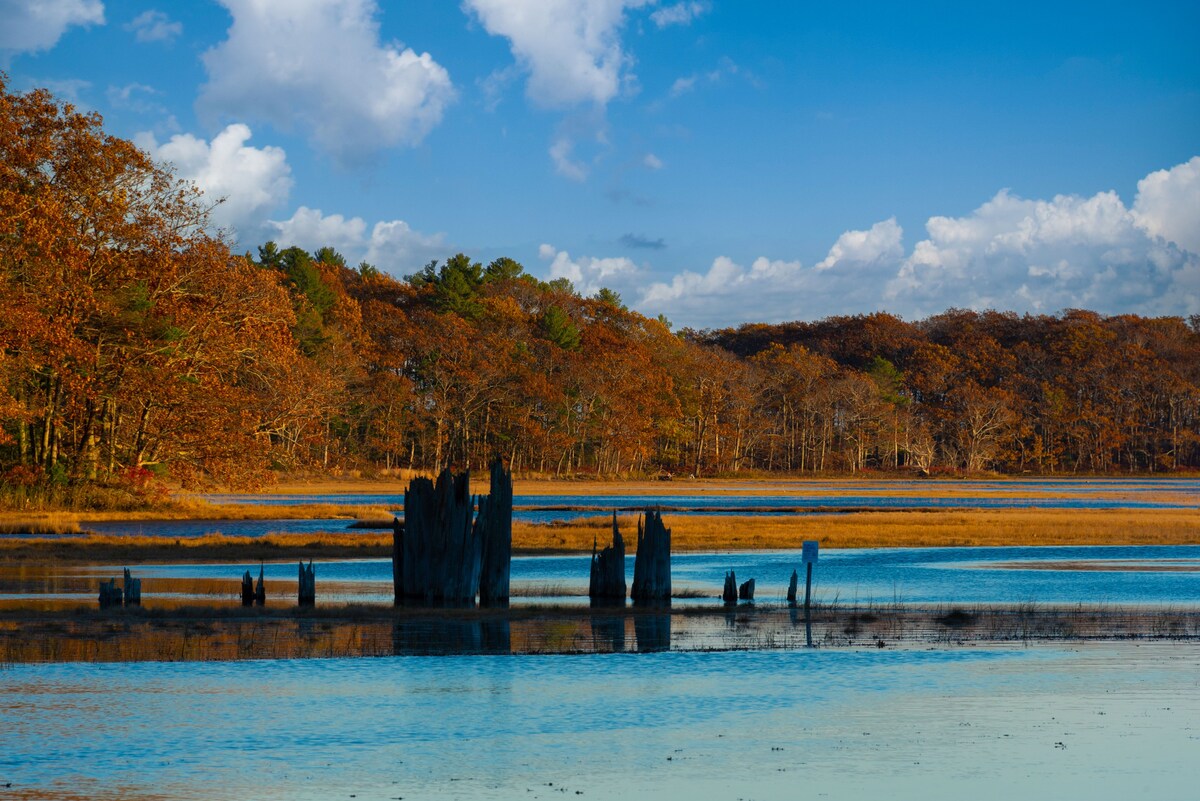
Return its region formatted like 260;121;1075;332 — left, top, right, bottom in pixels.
2;643;1198;800
18;544;1199;607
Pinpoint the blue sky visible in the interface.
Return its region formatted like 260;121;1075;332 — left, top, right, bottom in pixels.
3;0;1198;327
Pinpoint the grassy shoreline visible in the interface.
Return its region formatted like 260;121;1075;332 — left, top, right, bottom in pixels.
1;508;1197;563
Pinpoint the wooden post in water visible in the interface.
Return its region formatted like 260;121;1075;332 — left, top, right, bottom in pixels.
298;560;315;606
802;540;818;647
787;569;798;606
122;568;140;606
399;468;482;605
738;578;755;602
589;512;626;604
241;571;255;606
255;564;266;605
722;570;738;606
98;578;122;609
631;509;671;605
477;457;513;607
391;516;404;605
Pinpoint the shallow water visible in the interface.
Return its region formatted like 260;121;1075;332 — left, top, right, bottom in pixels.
10;545;1200;608
2;643;1197;800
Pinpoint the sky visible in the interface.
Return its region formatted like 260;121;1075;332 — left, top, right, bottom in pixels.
2;0;1198;328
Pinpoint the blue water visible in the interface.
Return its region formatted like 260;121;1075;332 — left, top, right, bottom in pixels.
78;544;1200;606
2;644;1198;800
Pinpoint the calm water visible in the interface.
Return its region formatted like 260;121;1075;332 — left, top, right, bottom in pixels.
42;544;1200;607
2;643;1198;800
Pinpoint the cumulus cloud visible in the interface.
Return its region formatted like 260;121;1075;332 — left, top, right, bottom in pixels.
124;9;181;43
464;0;650;108
650;1;709;28
199;0;454;164
815;218;904;270
268;207;447;275
1132;156;1200;255
539;244;639;295
634;158;1200;327
136;124;293;236
0;0;104;62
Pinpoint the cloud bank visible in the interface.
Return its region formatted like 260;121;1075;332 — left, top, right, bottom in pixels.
613;157;1200;327
268;207;447;276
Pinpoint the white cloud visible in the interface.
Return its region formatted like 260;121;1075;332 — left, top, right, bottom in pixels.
635;158;1200;327
0;0;104;62
136;124;293;237
199;0;454;164
1132;156;1200;255
650;1;709;28
463;0;651;108
124;9;181;43
643;152;664;170
268;207;447;275
815;218;904;270
539;244;638;295
549;137;588;181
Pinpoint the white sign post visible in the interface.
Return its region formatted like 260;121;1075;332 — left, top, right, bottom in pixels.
801;541;818;647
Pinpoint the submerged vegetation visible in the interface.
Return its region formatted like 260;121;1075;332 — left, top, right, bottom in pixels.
3;78;1200;514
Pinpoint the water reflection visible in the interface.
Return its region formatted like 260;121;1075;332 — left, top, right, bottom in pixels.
590;615;626;652
391;617;512;656
634;614;671;652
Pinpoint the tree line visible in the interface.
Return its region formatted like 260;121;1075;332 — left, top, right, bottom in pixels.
3;79;1199;500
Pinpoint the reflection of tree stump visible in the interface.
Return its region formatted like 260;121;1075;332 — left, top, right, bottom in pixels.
723;570;738;606
478;458;513;607
634;614;671;652
738;578;755;601
298;560;315;606
122;568;140;606
589;512;626;604
631;509;671;605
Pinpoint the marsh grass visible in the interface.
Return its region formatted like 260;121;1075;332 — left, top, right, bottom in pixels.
5;507;1199;562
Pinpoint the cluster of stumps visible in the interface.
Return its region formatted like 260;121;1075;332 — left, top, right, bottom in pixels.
102;459;817;629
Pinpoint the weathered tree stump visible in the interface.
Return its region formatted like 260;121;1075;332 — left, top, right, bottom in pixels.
589;512;626;604
631;509;671;605
722;570;738;606
738;578;755;601
398;468;482;605
241;571;255;606
98;578;122;609
477;458;513;607
392;516;404;604
298;560;315;606
255;564;265;605
122;568;140;606
787;569;799;605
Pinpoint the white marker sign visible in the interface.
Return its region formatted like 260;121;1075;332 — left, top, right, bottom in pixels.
802;540;819;565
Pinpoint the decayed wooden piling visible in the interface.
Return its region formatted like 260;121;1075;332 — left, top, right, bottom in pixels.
631;509;671;604
298;560;315;606
98;578;122;609
122;568;140;606
787;569;798;605
477;458;513;607
398;469;482;605
738;578;755;601
589;512;627;603
241;571;255;606
722;570;738;606
255;564;265;605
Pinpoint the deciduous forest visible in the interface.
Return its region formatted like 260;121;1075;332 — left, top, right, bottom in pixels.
3;80;1199;502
